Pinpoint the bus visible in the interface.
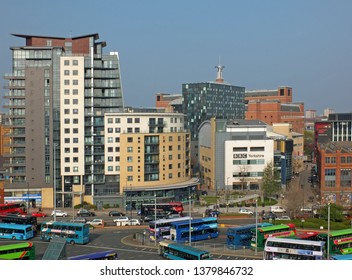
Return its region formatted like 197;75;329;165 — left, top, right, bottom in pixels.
68;250;118;260
293;231;320;241
40;221;90;245
170;217;218;242
330;254;352;260
318;228;352;255
159;240;211;260
227;223;272;249
264;237;326;260
140;202;184;217
0;242;36;260
0;215;38;232
0;223;34;240
149;216;191;240
0;202;26;215
251;223;296;251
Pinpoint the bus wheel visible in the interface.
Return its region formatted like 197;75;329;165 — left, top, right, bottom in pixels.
12;236;16;240
70;240;75;245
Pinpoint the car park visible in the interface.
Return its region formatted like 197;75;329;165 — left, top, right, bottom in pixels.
51;210;68;217
86;218;104;226
239;208;254;215
77;209;95;217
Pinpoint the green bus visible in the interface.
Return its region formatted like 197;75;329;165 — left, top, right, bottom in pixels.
0;242;35;260
318;228;352;255
251;223;296;251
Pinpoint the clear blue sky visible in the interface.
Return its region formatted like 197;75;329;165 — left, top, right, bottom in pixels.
1;0;351;115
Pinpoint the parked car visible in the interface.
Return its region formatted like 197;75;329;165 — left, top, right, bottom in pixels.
124;219;141;226
108;211;125;217
77;209;95;217
262;212;277;220
270;206;286;213
239;208;254;215
113;216;129;226
86;219;104;226
51;210;68;217
141;214;165;223
31;211;47;217
277;215;291;221
70;217;87;223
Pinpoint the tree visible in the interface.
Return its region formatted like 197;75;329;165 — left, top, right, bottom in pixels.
319;203;344;222
262;162;281;200
304;130;314;157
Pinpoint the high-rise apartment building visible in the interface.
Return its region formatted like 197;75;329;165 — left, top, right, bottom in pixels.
3;33;124;208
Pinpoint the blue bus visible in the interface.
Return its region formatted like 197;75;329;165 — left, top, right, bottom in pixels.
68;250;118;260
159;240;211;260
170;217;218;242
0;223;34;240
227;223;272;249
330;254;352;260
40;221;90;245
149;216;191;240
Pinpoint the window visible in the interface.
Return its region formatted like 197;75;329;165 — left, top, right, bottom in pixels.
65;167;70;172
108;166;113;172
73;157;78;163
64;109;69;114
107;137;113;143
73;128;78;134
135;128;140;133
73;138;78;143
115;147;120;152
127;137;133;143
64;128;70;134
108;128;113;133
73;118;78;124
127;147;133;152
65;148;70;153
250;147;265;152
127;118;133;123
73;99;78;105
64;138;70;143
108;118;113;124
64;89;70;95
169;164;173;169
108;147;113;152
73;80;78;85
73;60;78;66
135;118;140;123
169;146;172;151
115;118;120;123
169;136;173;142
115;137;120;142
64;60;69;66
127;156;133;162
233;147;247;152
73;148;78;153
64;70;70;75
73;109;78;114
115;127;120;133
73;89;78;95
64;99;70;104
73;70;78;75
73;167;78;172
127;166;133;172
108;156;113;162
64;80;70;85
65;157;70;163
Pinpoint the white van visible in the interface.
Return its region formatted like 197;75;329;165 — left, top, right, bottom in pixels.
270;206;286;213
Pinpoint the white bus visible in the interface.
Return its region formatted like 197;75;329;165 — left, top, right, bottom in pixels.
264;237;326;260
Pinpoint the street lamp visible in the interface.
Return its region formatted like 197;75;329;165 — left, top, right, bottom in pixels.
53;143;58;222
255;199;258;255
226;177;230;213
154;192;157;245
327;203;331;259
189;189;192;244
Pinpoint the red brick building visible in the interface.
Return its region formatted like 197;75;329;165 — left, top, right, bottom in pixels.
245;87;305;134
317;141;352;208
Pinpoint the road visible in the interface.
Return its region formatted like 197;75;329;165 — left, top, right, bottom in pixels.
0;217;258;260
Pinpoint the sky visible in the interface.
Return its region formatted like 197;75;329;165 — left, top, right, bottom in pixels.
0;0;351;115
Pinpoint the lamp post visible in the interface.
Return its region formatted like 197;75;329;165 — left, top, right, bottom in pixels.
53;143;57;222
27;181;30;215
154;192;157;245
255;199;258;255
189;188;192;244
226;177;230;213
327;203;331;260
